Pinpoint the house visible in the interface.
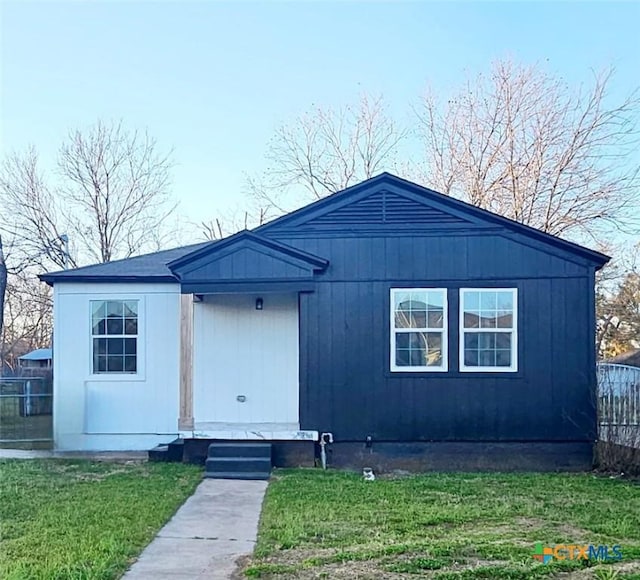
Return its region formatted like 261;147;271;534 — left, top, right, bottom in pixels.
605;349;640;368
40;173;609;473
18;348;53;369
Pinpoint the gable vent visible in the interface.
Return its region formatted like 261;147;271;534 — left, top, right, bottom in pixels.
304;191;470;226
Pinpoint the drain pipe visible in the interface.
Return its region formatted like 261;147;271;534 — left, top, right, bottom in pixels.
319;432;333;469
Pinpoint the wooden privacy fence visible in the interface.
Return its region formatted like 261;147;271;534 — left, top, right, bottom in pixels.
597;363;640;449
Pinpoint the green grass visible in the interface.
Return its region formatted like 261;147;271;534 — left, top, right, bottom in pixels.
0;459;202;580
246;469;640;579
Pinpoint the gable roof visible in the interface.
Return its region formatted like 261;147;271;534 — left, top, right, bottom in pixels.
168;231;329;293
168;230;328;274
257;173;610;267
40;241;212;284
40;173;610;284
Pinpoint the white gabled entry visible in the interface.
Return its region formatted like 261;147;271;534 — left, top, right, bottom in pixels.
191;293;314;440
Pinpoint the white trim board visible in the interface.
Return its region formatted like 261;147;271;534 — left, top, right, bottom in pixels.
181;427;318;441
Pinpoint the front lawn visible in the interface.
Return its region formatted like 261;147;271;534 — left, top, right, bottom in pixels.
0;459;201;580
246;470;640;579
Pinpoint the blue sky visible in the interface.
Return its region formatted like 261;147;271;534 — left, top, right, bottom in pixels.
2;1;639;225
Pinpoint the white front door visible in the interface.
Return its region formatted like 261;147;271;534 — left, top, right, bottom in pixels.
193;293;299;428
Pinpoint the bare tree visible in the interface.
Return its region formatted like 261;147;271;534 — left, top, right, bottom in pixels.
197;205;270;241
1;121;175;269
0;273;52;371
58;121;175;263
416;61;640;239
0;120;175;368
248;94;407;218
0;148;72;271
0;236;6;343
597;243;640;357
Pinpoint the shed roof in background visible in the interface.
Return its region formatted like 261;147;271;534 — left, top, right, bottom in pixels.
19;348;53;361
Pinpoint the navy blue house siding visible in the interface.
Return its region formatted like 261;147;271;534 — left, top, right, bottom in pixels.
266;231;598;445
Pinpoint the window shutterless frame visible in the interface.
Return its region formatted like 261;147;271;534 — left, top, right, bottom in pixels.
390;288;448;372
459;288;518;373
87;296;145;381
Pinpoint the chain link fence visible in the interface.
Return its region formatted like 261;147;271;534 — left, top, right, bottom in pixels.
0;376;53;449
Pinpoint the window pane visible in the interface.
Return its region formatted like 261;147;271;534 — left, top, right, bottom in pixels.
479;350;495;366
464;292;480;310
106;318;123;335
497;313;513;328
106;301;124;317
409;349;426;366
425;291;443;309
496;291;514;311
124;301;138;317
464;350;478;367
107;356;124;372
424;333;442;366
124;338;137;355
464;333;478;349
93;338;107;355
124;356;137;372
396;349;411;366
478;333;496;349
124;318;138;335
496;350;512;367
480;292;497;309
394;293;412;310
463;332;513;368
394;331;442;367
395;310;427;329
108;338;124;355
92;319;106;335
94;355;107;373
427;311;443;328
463;311;480;328
479;311;498;328
92;301;106;318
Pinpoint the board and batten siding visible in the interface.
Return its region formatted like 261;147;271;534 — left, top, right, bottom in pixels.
268;232;597;443
53;282;181;450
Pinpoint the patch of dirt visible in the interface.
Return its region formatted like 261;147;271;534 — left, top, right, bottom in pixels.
45;462;148;482
231;554;252;580
554;560;640;578
242;546;520;579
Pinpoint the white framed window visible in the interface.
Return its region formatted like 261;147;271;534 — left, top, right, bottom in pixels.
459;288;517;372
390;288;448;372
91;300;138;374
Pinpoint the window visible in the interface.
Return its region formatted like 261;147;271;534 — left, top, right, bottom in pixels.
459;289;517;372
91;300;138;374
390;289;448;372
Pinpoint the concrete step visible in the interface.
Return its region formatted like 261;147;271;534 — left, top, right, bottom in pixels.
207;442;272;459
203;471;271;480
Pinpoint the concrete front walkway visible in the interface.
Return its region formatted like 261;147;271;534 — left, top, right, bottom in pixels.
123;478;268;580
